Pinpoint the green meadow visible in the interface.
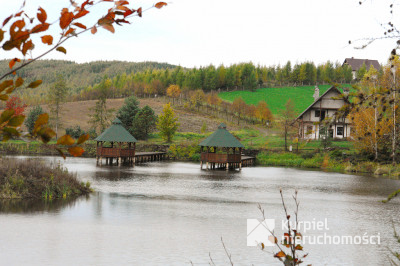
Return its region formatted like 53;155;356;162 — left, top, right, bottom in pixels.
218;84;351;115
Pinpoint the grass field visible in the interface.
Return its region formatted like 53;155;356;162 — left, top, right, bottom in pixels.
218;84;351;115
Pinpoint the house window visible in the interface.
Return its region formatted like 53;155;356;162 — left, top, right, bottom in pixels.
337;126;344;136
315;110;326;120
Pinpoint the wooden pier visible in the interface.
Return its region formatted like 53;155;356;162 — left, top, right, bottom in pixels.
200;154;255;170
134;152;167;164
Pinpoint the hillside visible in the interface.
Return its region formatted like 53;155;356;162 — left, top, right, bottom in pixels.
218;85;351;115
0;59;178;97
25;97;240;135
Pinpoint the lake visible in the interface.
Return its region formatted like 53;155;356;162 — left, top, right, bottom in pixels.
0;156;399;265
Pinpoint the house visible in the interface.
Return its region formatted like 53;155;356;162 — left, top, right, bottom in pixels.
296;86;351;140
343;57;380;79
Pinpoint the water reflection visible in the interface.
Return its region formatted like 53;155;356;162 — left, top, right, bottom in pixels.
0;195;90;213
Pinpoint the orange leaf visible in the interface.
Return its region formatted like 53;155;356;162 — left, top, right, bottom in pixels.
98;17;113;26
57;134;75;145
73;22;86;29
74;9;89;19
64;28;75;36
60;9;74;29
91;26;97;34
123;9;135;18
22;39;33;56
155;2;167;9
56;46;67;54
3;15;12;27
15;11;24;17
116;5;129;11
68;146;84;157
0;29;4;42
11;19;25;30
102;24;115;33
137;7;142;17
116;1;129;5
81;0;94;9
77;134;90;144
31;23;49;33
274;251;286;258
27;80;42;88
37;7;47;24
9;58;20;69
41;35;53;45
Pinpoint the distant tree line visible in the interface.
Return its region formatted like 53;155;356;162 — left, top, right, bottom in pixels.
73;61;356;102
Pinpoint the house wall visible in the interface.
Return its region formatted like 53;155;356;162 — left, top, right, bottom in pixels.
298;89;351;140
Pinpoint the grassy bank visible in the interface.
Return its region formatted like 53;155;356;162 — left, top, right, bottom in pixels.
0;158;92;199
257;151;400;178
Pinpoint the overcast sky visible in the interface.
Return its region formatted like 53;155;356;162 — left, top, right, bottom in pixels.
0;0;397;68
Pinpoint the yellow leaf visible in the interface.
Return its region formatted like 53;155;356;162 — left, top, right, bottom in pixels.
33;113;49;133
275;251;286;258
7;115;25;127
38;127;56;143
27;80;42;88
15;77;24;88
68;146;84;157
0;80;13;92
0;109;15;123
57;134;75;146
77;134;89;144
56;46;67;54
0;94;9;101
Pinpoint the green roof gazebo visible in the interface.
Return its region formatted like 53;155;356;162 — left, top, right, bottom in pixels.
95;118;137;166
199;123;245;170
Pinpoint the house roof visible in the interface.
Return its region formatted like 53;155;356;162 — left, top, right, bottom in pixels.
95;118;137;143
199;123;244;148
343;58;380;71
296;86;346;120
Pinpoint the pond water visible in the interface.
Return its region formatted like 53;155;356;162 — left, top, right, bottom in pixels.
0;156;400;265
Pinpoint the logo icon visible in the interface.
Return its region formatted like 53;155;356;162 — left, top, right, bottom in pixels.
247;219;275;247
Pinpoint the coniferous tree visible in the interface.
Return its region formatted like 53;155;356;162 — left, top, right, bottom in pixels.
132;105;157;140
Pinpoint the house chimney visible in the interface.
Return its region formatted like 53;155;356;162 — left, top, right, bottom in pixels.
313;86;320;101
343;87;349;96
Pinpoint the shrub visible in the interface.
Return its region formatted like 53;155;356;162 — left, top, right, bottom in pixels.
65;125;85;139
0;158;92;199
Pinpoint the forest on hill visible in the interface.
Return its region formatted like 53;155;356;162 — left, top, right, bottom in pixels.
0;60;178;105
1;59;373;106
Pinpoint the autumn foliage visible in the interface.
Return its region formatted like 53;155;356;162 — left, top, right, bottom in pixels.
5;96;26;116
0;0;167;156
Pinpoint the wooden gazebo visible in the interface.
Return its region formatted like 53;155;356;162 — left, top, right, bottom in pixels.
199;123;245;170
95;118;137;166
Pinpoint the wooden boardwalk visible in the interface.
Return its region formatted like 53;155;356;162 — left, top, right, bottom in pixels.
134;152;167;164
202;155;256;170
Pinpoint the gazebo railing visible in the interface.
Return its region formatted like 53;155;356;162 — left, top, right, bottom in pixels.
97;147;135;157
201;153;241;163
